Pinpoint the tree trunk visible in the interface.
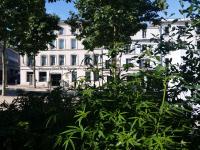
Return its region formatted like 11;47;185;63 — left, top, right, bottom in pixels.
2;40;7;96
33;54;36;88
112;26;117;81
101;49;104;86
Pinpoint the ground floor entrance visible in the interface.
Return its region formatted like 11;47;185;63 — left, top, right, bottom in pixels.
50;74;61;86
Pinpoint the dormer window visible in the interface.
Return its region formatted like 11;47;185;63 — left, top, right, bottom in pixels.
59;27;64;35
71;27;76;35
164;26;169;35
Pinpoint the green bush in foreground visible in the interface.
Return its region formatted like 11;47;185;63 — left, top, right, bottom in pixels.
56;69;194;150
0;70;198;150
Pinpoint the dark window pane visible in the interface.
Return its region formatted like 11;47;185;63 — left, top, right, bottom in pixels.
26;72;33;82
71;55;77;66
50;40;56;49
142;30;146;38
41;56;47;66
59;39;64;49
71;39;76;49
107;76;113;83
84;55;90;65
50;55;56;66
126;59;132;65
85;71;91;82
27;56;33;67
59;55;65;66
164;26;169;35
141;44;147;52
94;71;99;81
39;72;47;82
197;41;200;49
105;60;110;69
59;27;64;35
93;54;99;65
72;70;77;82
196;27;200;34
139;59;150;68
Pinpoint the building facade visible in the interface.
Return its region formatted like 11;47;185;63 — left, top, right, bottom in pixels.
0;45;20;84
20;20;199;88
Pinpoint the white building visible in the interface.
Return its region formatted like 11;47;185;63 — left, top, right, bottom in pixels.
20;22;107;87
20;19;199;88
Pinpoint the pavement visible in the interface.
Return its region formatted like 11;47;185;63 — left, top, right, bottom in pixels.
0;96;18;104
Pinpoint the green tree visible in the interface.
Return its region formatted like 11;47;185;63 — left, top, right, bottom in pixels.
66;0;167;79
18;14;60;88
0;0;32;95
0;0;60;93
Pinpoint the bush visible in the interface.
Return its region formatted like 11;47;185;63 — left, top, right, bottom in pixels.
0;87;76;150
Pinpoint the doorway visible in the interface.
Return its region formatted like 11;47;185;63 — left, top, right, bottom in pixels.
27;72;33;85
50;74;61;86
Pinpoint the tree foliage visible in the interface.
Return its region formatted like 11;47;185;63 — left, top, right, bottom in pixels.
67;0;166;54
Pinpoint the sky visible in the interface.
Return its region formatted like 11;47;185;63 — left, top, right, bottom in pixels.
45;0;188;21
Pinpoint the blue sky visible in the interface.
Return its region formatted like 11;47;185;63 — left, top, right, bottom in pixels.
45;0;188;20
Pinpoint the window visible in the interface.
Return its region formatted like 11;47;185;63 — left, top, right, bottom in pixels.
139;59;150;68
59;39;64;49
196;27;200;34
127;76;133;81
93;54;99;65
107;76;113;83
41;55;47;66
164;26;169;35
126;58;132;65
197;41;200;49
39;72;47;82
50;55;56;66
26;72;33;82
27;56;33;67
141;44;147;52
142;30;147;38
71;27;76;35
177;26;186;34
71;55;77;66
50;40;56;49
59;27;64;35
165;58;171;66
124;44;131;54
131;44;136;54
84;55;90;65
177;26;186;31
71;39;76;49
59;55;65;66
93;71;99;81
72;70;77;82
105;60;110;69
85;71;91;82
